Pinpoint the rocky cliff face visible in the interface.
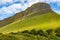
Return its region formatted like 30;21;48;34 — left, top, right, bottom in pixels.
0;2;52;27
26;2;52;13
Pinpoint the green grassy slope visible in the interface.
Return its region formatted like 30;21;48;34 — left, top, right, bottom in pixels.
0;11;60;33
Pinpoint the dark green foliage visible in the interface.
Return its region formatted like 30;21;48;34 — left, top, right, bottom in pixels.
46;29;54;35
56;33;60;37
21;30;30;33
55;27;60;37
0;28;60;40
0;33;3;35
9;32;17;35
37;30;44;36
29;29;37;35
55;27;60;33
37;29;48;37
0;35;19;40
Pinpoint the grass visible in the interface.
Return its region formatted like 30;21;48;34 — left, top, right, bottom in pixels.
0;12;60;34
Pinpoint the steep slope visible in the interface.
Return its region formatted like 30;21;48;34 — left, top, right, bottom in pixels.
0;2;60;33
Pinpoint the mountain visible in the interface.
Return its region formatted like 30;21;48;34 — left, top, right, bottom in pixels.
0;2;51;27
0;2;60;33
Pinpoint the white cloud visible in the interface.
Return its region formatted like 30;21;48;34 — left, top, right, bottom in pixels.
0;0;60;20
0;0;13;4
0;0;60;4
40;0;60;3
7;4;22;13
27;0;40;7
0;7;13;14
0;0;40;15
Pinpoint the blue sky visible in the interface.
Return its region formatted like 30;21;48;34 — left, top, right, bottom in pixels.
0;0;60;20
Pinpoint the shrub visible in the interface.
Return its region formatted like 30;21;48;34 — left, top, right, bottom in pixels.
29;29;37;35
37;29;48;37
55;27;60;37
37;29;44;36
55;27;60;33
46;29;54;35
21;30;30;33
0;35;19;40
9;32;17;35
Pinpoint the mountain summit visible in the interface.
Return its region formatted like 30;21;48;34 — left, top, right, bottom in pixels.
26;2;52;13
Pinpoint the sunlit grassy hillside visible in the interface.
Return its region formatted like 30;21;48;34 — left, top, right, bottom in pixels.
0;11;60;33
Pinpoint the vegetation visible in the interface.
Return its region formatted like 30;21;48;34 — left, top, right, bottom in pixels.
0;2;60;40
0;27;59;40
55;27;60;37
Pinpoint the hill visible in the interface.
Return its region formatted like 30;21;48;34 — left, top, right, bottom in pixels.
0;2;51;27
0;2;60;33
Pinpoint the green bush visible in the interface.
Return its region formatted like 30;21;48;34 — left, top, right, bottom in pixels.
9;32;18;35
0;35;19;40
46;29;54;35
55;27;60;37
29;29;37;35
21;30;30;33
55;27;60;33
37;29;48;37
0;28;60;40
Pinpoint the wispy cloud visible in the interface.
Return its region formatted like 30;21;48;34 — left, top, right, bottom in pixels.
40;0;60;3
0;0;60;20
0;0;40;20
